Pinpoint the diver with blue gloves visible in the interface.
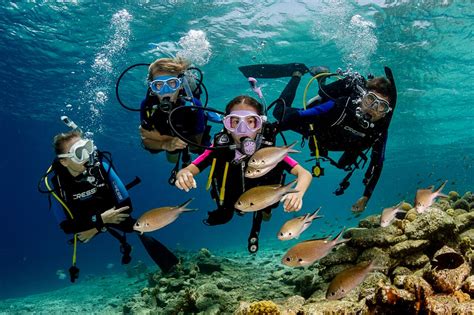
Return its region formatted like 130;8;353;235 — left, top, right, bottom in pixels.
239;63;397;212
39;118;179;282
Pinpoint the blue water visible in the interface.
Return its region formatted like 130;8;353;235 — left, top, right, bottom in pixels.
1;1;473;300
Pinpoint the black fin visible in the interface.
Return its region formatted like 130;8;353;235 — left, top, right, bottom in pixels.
239;63;309;78
138;234;179;273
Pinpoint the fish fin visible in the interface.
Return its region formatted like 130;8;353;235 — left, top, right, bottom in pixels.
333;227;350;245
286;141;300;153
283;179;298;189
308;207;323;221
435;180;448;195
138;234;179;273
437;193;449;199
177;197;194;209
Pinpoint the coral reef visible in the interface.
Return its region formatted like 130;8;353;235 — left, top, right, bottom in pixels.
123;189;474;314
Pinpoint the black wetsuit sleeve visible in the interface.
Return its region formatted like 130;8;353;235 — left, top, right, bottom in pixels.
319;76;353;101
58;213;104;235
363;132;387;200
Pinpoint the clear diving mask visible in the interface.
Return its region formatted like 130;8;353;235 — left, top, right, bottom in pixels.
362;92;391;114
57;139;95;164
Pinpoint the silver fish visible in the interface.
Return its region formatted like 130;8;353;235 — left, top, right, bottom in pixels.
244;164;274;179
235;180;298;212
281;228;348;267
247;141;299;169
278;207;323;240
326;260;376;300
415;180;448;213
133;198;195;234
380;201;406;227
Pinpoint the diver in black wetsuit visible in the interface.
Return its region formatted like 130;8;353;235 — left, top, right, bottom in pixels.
239;63;397;212
41;129;178;282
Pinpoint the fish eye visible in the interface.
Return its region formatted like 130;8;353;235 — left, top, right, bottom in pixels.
145;223;149;226
250;202;254;206
251;159;256;163
298;258;303;262
289;232;292;235
238;201;242;205
280;233;283;236
330;292;335;296
285;257;291;262
135;222;140;226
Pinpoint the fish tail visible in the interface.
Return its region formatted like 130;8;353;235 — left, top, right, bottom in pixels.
286;141;300;153
178;198;195;211
394;200;404;209
333;227;350;245
435;180;448;196
309;207;323;221
283;179;298;190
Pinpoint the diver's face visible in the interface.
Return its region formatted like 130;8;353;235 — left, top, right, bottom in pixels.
360;91;390;122
149;70;182;103
59;137;87;175
227;103;261;143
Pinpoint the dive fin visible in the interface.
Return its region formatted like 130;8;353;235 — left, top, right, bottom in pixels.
239;63;309;78
139;234;179;273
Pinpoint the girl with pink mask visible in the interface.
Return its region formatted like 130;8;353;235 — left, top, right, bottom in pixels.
175;95;312;253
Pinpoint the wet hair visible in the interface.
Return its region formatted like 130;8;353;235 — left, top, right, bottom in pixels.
366;77;392;102
147;57;190;81
53;130;82;155
225;95;264;115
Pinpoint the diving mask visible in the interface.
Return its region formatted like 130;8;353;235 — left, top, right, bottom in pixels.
148;75;182;96
223;110;263;138
362;92;391;114
57;139;95;164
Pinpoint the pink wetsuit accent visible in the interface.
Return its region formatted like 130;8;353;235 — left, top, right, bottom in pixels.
192;148;213;166
283;156;298;168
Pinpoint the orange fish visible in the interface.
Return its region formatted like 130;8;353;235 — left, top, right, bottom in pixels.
235;180;298;212
133;198;195;234
380;201;406;227
278;207;323;240
281;228;348;267
414;180;448;213
247;141;299;169
326;261;377;300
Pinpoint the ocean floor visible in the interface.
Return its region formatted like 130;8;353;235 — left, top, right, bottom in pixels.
1;191;474;314
0;272;148;314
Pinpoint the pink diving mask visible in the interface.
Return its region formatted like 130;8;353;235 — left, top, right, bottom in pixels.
223;110;263;137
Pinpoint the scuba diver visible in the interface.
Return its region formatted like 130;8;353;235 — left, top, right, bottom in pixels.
173;95;312;254
39;117;179;282
239;63;397;213
137;57;214;184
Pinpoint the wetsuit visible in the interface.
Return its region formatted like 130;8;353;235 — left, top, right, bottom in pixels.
48;157;179;271
274;75;388;201
191;135;298;252
140;92;208;154
50;159;134;234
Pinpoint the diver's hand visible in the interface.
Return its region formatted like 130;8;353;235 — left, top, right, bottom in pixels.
101;206;130;224
352;196;368;213
139;125;153;140
77;228;99;243
165;137;187;151
175;169;197;192
281;192;303;212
